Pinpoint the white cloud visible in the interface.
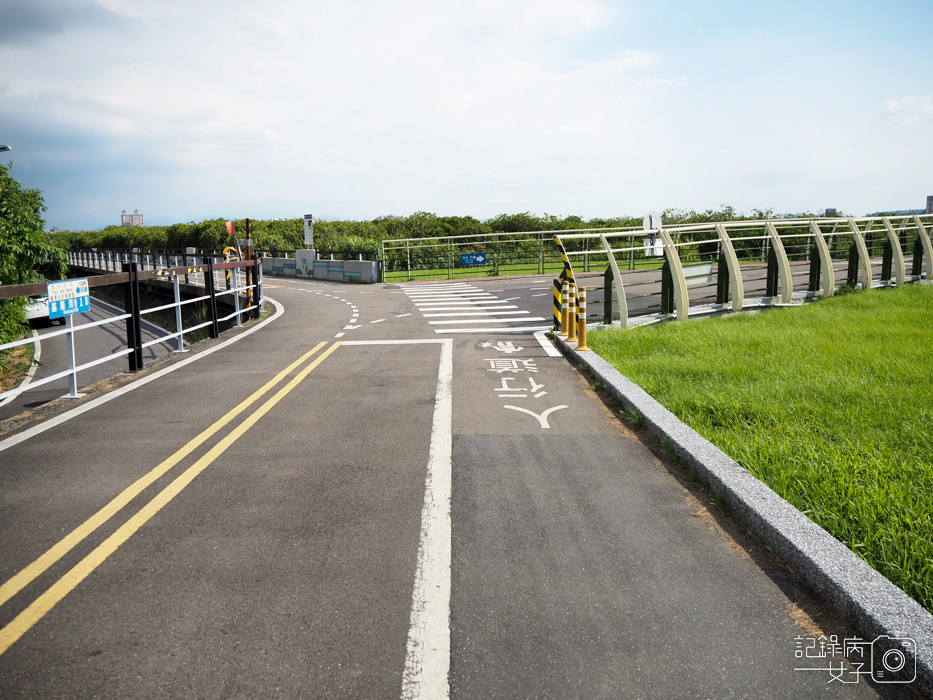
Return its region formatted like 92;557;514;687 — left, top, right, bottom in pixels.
2;0;932;227
885;96;933;125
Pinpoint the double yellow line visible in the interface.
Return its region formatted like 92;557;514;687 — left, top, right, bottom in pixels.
0;340;341;656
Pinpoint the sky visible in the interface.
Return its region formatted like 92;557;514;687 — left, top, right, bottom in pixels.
1;0;931;231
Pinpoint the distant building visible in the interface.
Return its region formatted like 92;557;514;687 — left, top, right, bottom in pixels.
48;227;62;233
121;209;144;227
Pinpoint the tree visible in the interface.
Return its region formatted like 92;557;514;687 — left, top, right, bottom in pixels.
0;162;67;352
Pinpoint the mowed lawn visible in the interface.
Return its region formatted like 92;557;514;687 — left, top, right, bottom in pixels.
588;284;933;613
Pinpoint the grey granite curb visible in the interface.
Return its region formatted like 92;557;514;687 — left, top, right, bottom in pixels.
555;334;933;698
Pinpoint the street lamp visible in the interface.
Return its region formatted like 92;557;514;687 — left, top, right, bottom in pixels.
0;145;11;152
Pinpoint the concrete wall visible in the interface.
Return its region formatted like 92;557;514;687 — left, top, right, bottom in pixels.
261;254;378;283
261;257;298;277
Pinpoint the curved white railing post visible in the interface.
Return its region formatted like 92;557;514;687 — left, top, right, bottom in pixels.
911;215;933;280
808;221;835;298
659;229;688;320
764;222;793;303
880;217;906;286
714;224;744;310
599;233;628;327
846;218;874;290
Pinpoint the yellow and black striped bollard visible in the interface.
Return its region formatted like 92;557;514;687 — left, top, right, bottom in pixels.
577;287;589;351
567;283;578;342
559;279;570;337
553;278;564;330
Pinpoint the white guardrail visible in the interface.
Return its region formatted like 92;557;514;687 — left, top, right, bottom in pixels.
554;214;933;327
0;257;262;403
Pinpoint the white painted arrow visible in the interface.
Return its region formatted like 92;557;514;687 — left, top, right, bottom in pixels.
503;404;568;429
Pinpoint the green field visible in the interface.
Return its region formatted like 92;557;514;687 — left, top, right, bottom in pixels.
587;285;933;613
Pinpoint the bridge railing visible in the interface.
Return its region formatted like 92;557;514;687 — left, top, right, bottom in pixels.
380;229;609;282
554;214;933;328
0;259;262;404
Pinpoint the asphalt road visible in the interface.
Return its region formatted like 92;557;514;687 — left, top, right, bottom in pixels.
0;276;913;699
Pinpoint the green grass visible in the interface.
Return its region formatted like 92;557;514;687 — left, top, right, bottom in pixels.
587;285;933;613
0;343;36;394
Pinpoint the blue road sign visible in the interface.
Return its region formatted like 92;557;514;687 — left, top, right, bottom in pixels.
48;279;90;319
461;253;487;266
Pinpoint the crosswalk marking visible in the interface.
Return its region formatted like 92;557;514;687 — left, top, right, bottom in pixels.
428;317;546;325
400;284;550;335
423;306;531;318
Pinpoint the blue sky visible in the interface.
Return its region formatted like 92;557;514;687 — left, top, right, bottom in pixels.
1;0;931;230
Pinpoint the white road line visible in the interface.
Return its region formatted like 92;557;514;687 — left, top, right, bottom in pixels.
396;313;413;317
0;298;286;455
404;286;481;290
529;287;550;290
413;305;517;311
414;302;512;307
334;332;345;338
533;330;562;357
503;297;521;301
414;301;500;306
531;294;547;297
403;285;479;290
409;295;496;301
422;311;530;317
403;291;477;296
370;319;385;324
341;339;452;700
402;339;451;700
428;317;545;325
403;286;480;291
433;326;550;334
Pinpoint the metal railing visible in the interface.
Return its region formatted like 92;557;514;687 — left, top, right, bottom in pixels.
0;258;263;403
381;229;592;281
552;214;933;328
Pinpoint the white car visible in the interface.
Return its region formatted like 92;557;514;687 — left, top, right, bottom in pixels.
25;294;65;326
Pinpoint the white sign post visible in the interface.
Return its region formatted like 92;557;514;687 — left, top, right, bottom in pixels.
47;279;90;399
643;211;664;258
303;214;314;246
